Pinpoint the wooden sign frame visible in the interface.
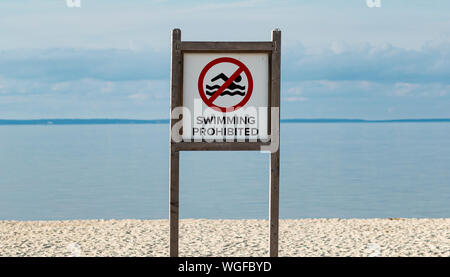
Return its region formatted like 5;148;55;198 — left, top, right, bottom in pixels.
169;28;281;257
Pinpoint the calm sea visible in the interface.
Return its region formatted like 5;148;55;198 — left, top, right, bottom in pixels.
0;123;449;220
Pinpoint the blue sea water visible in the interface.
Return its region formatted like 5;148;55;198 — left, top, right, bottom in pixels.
0;123;449;220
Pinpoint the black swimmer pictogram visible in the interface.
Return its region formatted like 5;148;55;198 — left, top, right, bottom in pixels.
205;73;246;96
198;57;253;112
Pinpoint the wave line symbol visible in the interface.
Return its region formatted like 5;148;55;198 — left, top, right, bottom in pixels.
205;89;246;96
205;71;246;100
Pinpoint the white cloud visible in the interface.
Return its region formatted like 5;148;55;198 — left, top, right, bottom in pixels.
128;93;149;100
286;86;303;95
394;82;420;96
330;41;347;54
358;80;374;90
100;81;114;93
283;96;307;102
2;0;450;51
178;0;261;13
51;82;70;92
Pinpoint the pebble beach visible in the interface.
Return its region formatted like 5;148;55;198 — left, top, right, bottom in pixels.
0;218;448;257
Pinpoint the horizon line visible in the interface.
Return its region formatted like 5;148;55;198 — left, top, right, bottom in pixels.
1;118;450;125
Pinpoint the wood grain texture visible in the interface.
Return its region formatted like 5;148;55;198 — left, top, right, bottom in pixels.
269;28;281;257
174;141;270;151
180;41;274;52
169;28;182;257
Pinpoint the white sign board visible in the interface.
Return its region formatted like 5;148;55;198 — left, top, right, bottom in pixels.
182;53;269;141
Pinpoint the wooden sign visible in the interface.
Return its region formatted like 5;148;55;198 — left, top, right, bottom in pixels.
169;28;281;257
182;54;269;141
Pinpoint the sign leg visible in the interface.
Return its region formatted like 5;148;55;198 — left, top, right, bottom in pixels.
169;146;179;257
269;28;281;257
269;150;280;257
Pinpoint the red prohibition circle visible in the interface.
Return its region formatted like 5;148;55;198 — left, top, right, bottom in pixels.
198;57;253;112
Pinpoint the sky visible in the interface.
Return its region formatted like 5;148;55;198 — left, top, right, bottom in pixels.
0;0;449;119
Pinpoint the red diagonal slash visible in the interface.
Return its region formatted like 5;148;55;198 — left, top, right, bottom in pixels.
205;66;245;106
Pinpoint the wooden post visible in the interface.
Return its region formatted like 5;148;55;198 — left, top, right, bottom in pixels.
269;29;281;257
169;28;181;257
